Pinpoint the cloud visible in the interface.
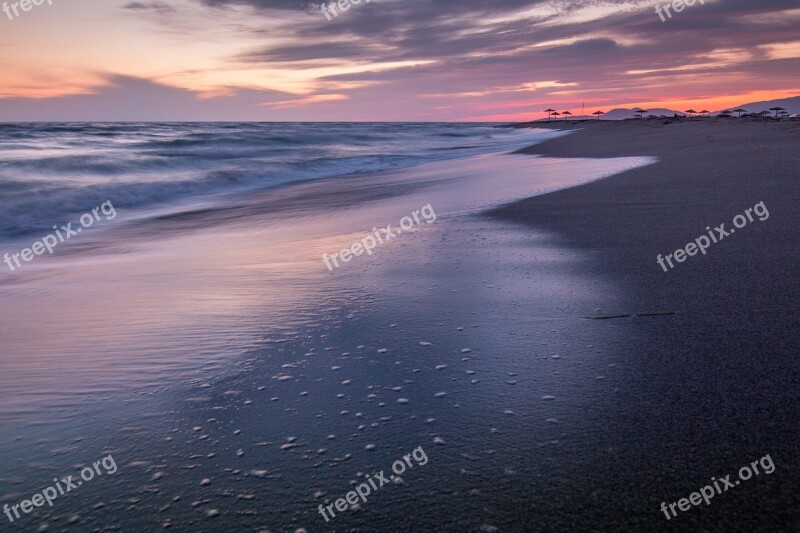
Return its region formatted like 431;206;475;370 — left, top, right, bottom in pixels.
0;75;293;121
122;1;177;14
3;0;800;120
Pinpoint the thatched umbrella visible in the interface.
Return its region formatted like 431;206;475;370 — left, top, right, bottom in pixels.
699;110;710;117
551;111;561;120
592;111;605;120
561;111;573;120
733;108;746;117
685;109;697;117
634;109;648;118
544;108;556;122
769;107;786;118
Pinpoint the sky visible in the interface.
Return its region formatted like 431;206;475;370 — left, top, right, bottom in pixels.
0;0;798;121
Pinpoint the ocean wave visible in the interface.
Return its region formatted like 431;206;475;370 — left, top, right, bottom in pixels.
0;123;540;239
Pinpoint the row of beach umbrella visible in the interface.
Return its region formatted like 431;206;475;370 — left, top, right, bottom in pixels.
543;106;789;120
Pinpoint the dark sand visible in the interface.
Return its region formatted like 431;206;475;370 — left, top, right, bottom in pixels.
489;118;800;530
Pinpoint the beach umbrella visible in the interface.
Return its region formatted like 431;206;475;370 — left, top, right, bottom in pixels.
561;111;573;120
544;108;556;122
733;108;746;117
634;109;648;118
700;110;710;117
685;109;697;117
719;110;732;117
551;111;561;120
592;111;605;120
769;107;786;117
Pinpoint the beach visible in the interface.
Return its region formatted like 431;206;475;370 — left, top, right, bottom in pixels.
3;0;799;529
492;118;800;530
0;120;797;532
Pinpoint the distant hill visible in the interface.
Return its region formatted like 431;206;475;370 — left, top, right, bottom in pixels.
587;97;800;119
722;96;800;115
602;108;683;120
535;96;800;122
541;108;683;121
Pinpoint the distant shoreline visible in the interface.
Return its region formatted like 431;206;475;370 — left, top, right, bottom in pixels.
503;113;800;129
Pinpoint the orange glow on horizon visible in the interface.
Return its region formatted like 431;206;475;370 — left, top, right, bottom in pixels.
477;89;800;122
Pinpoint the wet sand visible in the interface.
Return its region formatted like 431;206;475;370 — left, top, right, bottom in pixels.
490;118;800;530
0;137;654;532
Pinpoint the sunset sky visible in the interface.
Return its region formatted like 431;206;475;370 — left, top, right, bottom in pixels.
0;0;798;121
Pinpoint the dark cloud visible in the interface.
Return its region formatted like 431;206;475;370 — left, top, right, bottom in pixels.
122;1;177;14
207;0;800;66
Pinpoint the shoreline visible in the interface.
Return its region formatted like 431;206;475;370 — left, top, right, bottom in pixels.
1;121;797;530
